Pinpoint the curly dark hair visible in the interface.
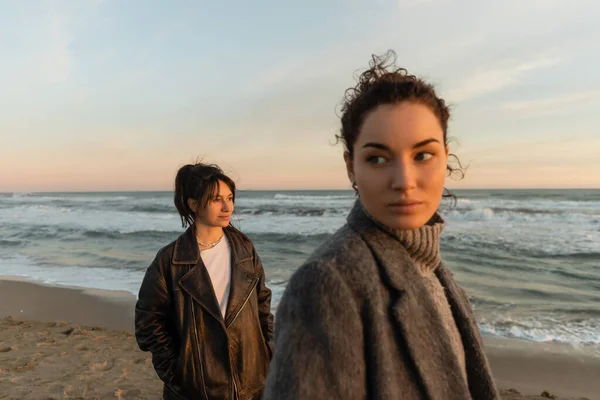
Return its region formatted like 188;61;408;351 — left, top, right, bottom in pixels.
336;50;465;202
174;161;236;228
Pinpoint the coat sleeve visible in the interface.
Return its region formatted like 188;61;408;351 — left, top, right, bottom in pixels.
262;263;366;400
134;254;177;383
255;250;275;358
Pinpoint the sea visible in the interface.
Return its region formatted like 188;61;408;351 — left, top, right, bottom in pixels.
1;189;599;351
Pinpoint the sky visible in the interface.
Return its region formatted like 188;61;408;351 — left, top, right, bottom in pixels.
1;0;599;192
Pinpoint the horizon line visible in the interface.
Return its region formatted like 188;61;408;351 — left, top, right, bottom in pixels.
1;187;599;194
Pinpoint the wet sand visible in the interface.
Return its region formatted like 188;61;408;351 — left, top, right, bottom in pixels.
1;277;598;399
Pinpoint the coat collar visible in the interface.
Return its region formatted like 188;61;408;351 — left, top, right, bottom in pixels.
347;201;496;399
173;226;259;328
358;202;445;275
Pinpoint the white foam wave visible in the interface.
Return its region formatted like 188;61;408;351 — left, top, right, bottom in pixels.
0;205;180;235
6;253;595;349
0;204;346;236
0;254;143;296
478;315;600;346
456;198;600;216
273;193;355;200
235;196;355;210
2;192;599;252
9;192;35;198
0;254;289;303
233;213;346;236
443;209;600;256
0;194;135;204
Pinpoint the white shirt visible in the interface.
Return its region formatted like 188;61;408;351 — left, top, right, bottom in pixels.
200;235;232;318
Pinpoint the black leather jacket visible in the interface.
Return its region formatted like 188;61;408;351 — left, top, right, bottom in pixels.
135;226;274;400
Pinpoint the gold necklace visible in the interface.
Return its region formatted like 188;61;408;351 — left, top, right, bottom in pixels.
197;233;224;249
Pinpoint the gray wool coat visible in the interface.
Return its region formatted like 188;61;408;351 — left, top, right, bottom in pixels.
262;202;500;400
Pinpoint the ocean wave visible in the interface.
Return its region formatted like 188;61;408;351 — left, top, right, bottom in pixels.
0;239;23;247
490;207;558;215
550;268;600;282
478;315;600;346
234;213;346;236
446;207;599;223
454;189;600;203
4;192;598;225
528;251;600;261
273;193;355;200
249;232;332;243
0;254;143;296
1;193;134;203
73;253;147;269
2;190;599;342
236;206;347;217
442;232;600;260
6;222;334;243
549;308;600;318
7;192;35;198
452;198;600;215
234;198;354;212
83;229;182;240
128;204;174;214
469;296;516;309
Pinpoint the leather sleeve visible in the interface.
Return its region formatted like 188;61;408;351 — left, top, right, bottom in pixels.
134;255;177;383
255;250;275;358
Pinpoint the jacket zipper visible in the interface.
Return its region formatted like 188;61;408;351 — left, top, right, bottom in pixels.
232;368;239;400
228;282;257;399
191;304;210;400
225;327;241;400
228;282;257;327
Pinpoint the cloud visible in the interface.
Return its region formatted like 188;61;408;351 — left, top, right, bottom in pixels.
444;56;561;102
501;91;598;115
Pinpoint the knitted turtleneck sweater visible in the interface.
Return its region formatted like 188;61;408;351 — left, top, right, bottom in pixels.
363;206;468;385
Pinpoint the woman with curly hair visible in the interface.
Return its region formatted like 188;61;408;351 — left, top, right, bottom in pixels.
262;52;499;400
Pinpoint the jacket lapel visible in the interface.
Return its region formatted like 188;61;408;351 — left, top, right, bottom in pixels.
347;202;472;399
173;227;261;328
223;228;259;327
179;259;224;323
436;266;500;399
174;227;223;323
175;227;260;327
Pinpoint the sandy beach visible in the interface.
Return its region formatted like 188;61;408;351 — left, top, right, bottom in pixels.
1;277;598;400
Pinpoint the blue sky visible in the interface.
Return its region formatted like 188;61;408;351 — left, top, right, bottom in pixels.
1;0;599;191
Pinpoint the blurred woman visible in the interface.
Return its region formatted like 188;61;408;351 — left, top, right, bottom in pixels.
262;52;499;400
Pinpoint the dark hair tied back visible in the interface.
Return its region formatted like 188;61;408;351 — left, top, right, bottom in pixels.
174;162;236;228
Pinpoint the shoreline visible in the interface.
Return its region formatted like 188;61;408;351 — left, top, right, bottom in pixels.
0;275;136;332
1;277;599;399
